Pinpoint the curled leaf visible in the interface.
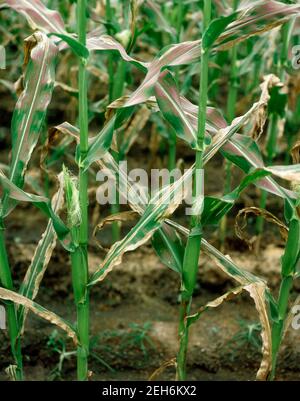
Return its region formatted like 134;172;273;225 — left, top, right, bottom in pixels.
235;206;289;248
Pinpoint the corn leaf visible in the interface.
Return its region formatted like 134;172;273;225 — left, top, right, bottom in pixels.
0;287;77;344
88;166;193;286
1;32;58;217
221;135;297;203
49;33;89;59
17;174;65;332
86;33;147;72
154;73;298;204
6;0;66;34
80;108;134;171
202;13;237;50
152;225;184;275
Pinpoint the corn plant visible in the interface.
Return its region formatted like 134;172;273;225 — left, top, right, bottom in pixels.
0;0;299;382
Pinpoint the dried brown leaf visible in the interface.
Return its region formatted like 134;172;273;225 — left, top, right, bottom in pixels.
235;206;288;248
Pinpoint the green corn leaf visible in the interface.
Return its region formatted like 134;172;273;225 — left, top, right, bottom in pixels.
80;108;134;172
155;72;197;148
152;225;184;275
2;32;58;216
268;86;288;117
202;13;237;50
202;164;300;227
221;135;298;205
281;218;300;277
202;169;271;226
49;33;89;59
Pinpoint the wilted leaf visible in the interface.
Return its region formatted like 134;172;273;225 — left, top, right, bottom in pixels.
0;287;77;344
235;206;289;248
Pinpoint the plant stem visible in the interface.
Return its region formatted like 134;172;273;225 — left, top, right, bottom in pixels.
176;0;184;41
176;299;190;380
270;218;300;380
169;0;184;173
0;219;23;380
73;0;90;381
168;129;177;171
176;0;211;380
106;0;114;102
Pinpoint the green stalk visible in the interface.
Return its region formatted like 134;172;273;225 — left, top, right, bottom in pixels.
219;0;239;250
106;0;114;103
71;0;90;381
176;0;211;381
252;58;261;91
168;0;184;173
270;218;300;380
0;219;23;380
168;129;177;171
176;0;184;40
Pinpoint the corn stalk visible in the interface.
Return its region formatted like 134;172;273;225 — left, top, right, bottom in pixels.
176;0;211;381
